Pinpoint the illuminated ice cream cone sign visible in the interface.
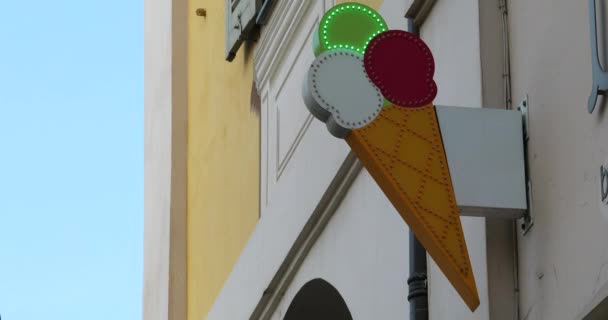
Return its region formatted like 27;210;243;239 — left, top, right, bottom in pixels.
302;2;480;311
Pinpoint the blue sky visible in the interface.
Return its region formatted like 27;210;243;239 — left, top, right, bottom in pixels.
0;1;143;319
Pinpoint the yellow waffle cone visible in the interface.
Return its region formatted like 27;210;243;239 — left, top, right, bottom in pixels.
346;104;480;311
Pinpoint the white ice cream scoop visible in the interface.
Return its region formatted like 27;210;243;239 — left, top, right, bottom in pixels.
302;49;384;138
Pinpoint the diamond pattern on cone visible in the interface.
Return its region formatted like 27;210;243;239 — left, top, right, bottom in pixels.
346;104;479;310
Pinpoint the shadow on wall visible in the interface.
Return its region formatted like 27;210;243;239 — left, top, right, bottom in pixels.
283;279;353;320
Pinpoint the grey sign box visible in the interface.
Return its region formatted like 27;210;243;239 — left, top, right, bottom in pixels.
436;106;527;219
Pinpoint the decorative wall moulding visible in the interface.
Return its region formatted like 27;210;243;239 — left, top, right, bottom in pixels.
253;0;316;88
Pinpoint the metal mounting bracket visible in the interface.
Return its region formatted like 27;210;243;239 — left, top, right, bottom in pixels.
518;95;534;235
587;0;608;113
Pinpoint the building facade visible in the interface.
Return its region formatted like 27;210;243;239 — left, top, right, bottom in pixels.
145;0;608;319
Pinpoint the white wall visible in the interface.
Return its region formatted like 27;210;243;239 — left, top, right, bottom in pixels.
143;0;187;318
144;0;172;317
270;170;410;320
509;0;608;319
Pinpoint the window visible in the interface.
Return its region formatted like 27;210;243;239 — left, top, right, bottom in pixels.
225;0;263;61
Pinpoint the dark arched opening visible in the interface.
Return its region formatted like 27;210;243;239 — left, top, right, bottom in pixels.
283;278;353;320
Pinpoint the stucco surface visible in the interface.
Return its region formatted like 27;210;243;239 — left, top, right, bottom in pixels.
270;169;410;320
187;0;261;319
509;0;608;319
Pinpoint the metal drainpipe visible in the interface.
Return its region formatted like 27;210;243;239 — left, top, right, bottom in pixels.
409;231;429;320
497;1;522;319
407;18;429;320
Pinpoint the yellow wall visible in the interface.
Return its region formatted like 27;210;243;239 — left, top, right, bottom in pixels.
187;0;260;319
187;1;382;319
